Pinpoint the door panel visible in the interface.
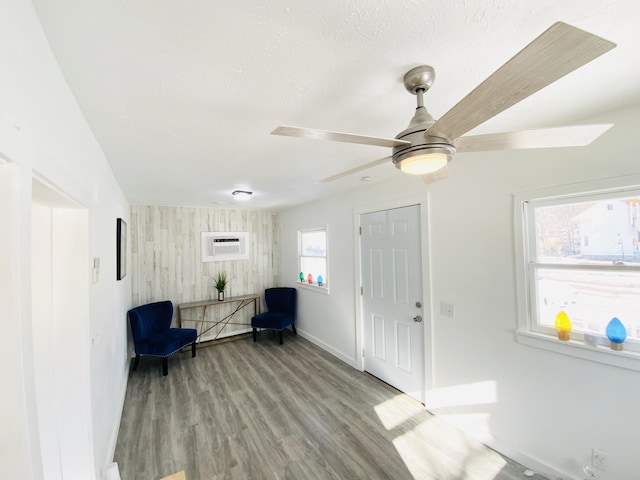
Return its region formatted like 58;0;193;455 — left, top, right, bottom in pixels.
362;205;424;402
393;248;410;304
370;248;384;298
396;321;412;372
372;315;386;360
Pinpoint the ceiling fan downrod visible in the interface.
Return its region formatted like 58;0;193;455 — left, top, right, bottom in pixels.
391;65;456;174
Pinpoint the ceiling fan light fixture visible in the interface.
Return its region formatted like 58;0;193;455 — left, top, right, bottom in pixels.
398;152;449;175
393;142;455;175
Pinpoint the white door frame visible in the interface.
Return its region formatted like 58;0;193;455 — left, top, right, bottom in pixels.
31;176;94;479
353;192;434;397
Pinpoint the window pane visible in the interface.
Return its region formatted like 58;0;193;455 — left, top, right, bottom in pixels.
536;267;640;340
300;257;326;284
534;196;640;265
301;231;326;257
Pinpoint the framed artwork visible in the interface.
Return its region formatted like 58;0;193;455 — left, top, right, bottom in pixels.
116;218;127;280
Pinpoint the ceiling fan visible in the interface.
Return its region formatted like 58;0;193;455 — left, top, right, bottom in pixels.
271;22;616;184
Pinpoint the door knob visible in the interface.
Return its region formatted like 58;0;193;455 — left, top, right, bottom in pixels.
415;301;422;308
413;315;423;323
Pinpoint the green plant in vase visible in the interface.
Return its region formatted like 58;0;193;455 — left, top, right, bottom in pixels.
215;271;228;301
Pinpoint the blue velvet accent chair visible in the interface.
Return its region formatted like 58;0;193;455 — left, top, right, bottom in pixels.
251;287;297;345
128;300;197;376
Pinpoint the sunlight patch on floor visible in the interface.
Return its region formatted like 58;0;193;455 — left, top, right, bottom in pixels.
438;413;494;444
374;393;425;430
391;418;507;480
426;380;497;409
160;471;186;480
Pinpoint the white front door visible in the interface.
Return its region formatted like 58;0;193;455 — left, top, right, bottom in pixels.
361;205;424;402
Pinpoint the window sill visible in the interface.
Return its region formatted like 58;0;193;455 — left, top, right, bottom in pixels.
516;330;640;371
295;282;330;295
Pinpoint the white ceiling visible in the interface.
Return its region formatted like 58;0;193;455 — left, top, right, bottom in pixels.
32;0;640;210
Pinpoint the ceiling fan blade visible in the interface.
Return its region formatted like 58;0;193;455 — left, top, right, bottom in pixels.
321;157;391;182
422;166;450;185
272;126;410;148
455;124;613;153
426;22;616;141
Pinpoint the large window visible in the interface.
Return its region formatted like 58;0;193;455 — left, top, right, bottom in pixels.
514;178;640;364
298;228;328;290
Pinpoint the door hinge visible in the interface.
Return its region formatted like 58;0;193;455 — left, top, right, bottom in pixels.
362;347;365;357
360;286;363;295
359;226;362;235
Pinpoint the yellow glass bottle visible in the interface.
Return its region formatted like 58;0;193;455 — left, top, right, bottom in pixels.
554;311;572;341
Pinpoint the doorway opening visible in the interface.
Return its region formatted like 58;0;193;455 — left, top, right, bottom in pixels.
31;177;94;478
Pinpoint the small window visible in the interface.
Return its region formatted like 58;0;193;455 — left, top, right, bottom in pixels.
514;178;640;367
298;228;328;290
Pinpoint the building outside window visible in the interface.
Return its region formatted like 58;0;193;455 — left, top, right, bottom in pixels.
515;181;640;356
298;228;327;290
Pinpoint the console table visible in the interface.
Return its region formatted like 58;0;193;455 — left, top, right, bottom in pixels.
178;294;260;343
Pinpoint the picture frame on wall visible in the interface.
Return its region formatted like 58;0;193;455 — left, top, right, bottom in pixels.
117;218;127;280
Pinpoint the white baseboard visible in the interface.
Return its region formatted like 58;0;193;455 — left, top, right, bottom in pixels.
105;462;121;480
484;437;574;480
105;357;130;478
297;329;358;368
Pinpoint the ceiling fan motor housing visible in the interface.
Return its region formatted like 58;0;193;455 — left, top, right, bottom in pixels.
392;105;456;169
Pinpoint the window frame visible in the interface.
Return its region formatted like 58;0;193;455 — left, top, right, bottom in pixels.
513;175;640;371
297;227;329;294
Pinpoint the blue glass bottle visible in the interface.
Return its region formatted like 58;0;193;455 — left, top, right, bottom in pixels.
606;317;627;351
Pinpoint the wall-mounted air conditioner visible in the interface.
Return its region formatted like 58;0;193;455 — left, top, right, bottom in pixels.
201;231;249;262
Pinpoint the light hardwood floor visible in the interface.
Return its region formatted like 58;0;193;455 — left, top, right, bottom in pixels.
114;333;547;480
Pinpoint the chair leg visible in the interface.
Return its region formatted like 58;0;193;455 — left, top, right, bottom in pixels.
191;341;196;358
162;357;168;376
253;328;257;342
279;329;283;345
291;323;297;335
133;354;140;370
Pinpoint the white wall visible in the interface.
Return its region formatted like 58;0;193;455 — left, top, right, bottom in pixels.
0;1;130;478
279;102;640;480
281;199;361;364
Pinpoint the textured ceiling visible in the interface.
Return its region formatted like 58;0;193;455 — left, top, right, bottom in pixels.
32;0;640;210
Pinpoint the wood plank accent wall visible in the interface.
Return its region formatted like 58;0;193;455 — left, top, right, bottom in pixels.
130;206;280;329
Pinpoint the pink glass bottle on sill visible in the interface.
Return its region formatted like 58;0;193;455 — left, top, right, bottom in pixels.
307;273;313;284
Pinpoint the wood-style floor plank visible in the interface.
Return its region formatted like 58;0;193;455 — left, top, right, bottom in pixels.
114;334;547;480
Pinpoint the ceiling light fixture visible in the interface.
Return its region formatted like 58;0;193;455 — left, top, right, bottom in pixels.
393;145;455;175
397;152;449;175
232;190;253;201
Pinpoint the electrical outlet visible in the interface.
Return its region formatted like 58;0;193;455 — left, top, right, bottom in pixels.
440;301;455;318
591;448;608;470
